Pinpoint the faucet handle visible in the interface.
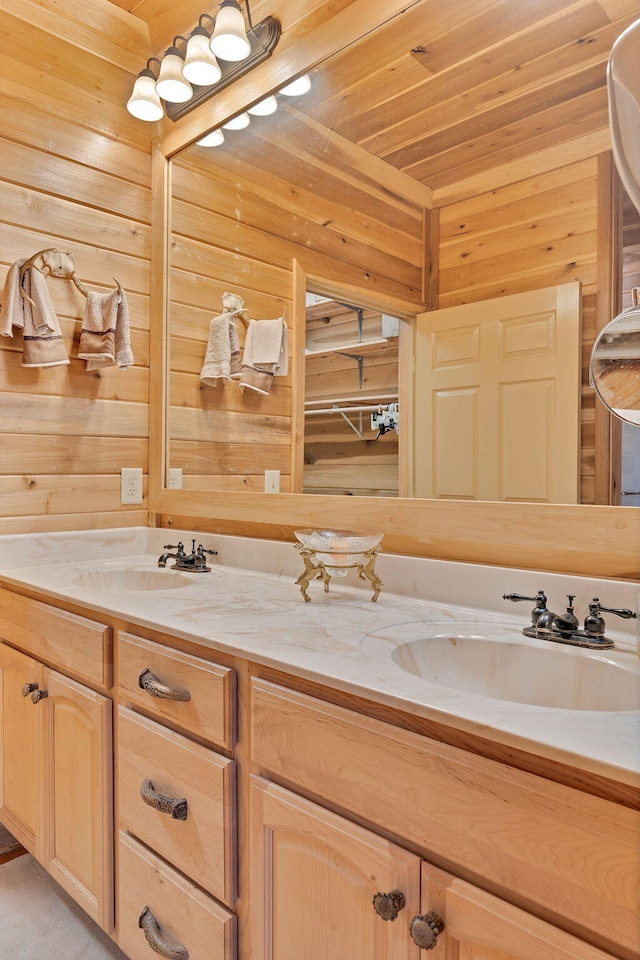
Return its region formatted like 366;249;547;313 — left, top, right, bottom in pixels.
598;602;637;620
503;590;548;625
164;541;185;555
197;544;218;557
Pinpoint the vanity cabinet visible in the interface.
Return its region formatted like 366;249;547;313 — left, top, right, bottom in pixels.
251;777;617;960
117;631;237;960
0;591;114;932
250;679;638;960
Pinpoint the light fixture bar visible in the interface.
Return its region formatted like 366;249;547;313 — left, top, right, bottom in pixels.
166;16;281;120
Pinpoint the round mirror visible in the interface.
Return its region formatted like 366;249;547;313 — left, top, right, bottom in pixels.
590;304;640;424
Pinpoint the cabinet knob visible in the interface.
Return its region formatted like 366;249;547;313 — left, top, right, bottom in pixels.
409;911;444;950
30;689;48;704
138;668;191;702
372;889;406;921
140;778;188;821
21;682;38;697
138;906;189;960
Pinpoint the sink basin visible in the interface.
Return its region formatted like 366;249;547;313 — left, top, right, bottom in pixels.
391;635;640;711
69;569;193;591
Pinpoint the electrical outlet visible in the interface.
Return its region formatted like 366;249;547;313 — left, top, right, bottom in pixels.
264;469;280;493
168;468;183;489
121;467;143;505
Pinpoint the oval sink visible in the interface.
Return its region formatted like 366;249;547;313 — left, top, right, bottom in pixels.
70;569;193;591
391;635;640;711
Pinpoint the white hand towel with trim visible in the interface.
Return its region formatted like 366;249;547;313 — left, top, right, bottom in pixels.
200;314;241;386
0;258;69;367
79;287;134;371
239;318;288;395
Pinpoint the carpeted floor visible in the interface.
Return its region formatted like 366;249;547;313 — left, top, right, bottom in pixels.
0;854;128;959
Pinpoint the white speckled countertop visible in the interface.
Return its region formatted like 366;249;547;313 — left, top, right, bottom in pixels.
0;527;638;786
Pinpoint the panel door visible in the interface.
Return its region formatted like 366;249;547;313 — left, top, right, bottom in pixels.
0;642;43;853
41;668;113;933
414;282;581;502
251;776;420;960
421;862;619;960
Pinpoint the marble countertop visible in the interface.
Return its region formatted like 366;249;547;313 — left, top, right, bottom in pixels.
0;527;638;787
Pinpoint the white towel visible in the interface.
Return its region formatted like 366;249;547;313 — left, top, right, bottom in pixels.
0;258;69;368
78;288;134;371
200;314;241;386
239;318;288;395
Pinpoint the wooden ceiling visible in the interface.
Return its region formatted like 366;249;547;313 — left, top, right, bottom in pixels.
112;0;637;203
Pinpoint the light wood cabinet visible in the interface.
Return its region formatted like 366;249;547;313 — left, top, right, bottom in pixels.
0;643;43;854
251;777;620;960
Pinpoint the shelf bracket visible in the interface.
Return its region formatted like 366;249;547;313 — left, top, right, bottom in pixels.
336;351;364;389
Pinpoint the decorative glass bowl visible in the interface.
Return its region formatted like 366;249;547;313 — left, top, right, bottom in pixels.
293;529;383;601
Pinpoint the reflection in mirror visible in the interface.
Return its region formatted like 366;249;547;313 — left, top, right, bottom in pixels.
303;291;401;496
590;304;640;425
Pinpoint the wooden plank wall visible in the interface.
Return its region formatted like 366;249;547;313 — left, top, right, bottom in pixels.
437;158;601;504
169;141;424;493
0;5;154;533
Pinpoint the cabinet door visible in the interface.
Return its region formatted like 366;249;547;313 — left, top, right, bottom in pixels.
420;862;618;960
0;643;43;853
251;776;420;960
40;668;113;933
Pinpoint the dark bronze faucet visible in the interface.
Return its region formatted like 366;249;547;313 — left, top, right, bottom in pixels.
503;591;636;649
157;539;217;572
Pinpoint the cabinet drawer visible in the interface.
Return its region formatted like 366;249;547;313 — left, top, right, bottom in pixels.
251;679;640;957
119;632;235;748
118;707;235;906
118;832;235;960
0;588;111;687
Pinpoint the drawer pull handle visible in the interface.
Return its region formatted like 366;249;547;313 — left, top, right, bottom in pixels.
373;889;406;921
138;668;191;702
30;689;48;704
140;778;188;821
21;682;38;697
138;906;189;960
410;912;444;950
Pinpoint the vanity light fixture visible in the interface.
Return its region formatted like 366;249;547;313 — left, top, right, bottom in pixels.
223;112;251;130
197;128;225;147
126;58;164;121
279;74;312;97
248;95;278;116
126;1;281;122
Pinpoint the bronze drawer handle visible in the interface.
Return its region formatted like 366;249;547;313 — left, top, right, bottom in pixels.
21;682;38;697
138;906;189;960
409;911;445;950
138;668;191;702
372;889;406;921
140;778;188;821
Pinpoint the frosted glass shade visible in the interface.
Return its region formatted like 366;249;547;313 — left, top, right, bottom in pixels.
223;112;250;130
126;73;164;121
279;74;311;97
248;95;278;116
183;32;222;86
156;51;193;103
210;0;251;61
197;129;225;147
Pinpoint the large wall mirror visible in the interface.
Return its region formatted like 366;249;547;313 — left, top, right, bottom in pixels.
150;1;640;576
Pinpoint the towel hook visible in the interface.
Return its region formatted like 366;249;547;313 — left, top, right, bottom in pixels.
19;248;89;306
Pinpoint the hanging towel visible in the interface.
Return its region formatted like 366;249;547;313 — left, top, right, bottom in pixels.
0;258;69;368
78;288;134;371
200;314;241;386
239;318;288;395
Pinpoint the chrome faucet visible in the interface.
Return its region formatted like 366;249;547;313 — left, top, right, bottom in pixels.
503;591;636;649
158;539;217;572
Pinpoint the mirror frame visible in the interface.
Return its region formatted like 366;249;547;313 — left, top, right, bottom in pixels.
148;11;640;580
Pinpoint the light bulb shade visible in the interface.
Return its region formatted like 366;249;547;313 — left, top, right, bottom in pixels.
127;71;164;121
183;31;222;86
156;50;193;103
248;95;278;116
222;112;250;130
279;74;311;97
210;0;251;62
197;129;225;147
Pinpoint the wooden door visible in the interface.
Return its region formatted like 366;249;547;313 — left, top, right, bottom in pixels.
413;283;581;502
0;643;43;854
41;668;113;933
251;776;420;960
420;862;618;960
